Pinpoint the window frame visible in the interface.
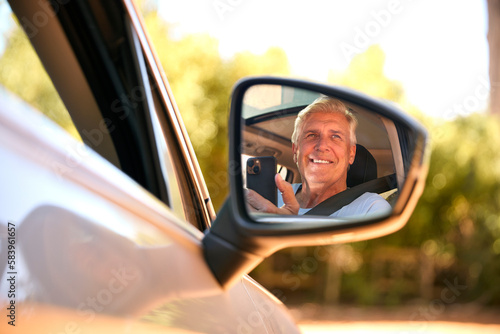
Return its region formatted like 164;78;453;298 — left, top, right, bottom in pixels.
7;0;215;230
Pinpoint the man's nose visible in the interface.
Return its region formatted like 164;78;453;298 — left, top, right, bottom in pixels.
314;136;329;151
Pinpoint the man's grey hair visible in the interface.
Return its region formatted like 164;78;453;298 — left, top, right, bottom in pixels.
291;96;358;146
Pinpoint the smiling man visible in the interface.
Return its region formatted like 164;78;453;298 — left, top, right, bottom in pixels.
246;96;391;217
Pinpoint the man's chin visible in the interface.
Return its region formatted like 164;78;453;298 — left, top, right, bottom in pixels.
303;170;346;185
303;174;333;185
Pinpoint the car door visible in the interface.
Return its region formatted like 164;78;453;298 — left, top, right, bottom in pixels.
0;0;300;333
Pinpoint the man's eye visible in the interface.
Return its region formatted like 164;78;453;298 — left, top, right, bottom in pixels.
306;133;317;139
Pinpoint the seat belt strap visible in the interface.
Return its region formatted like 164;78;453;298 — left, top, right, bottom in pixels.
304;174;396;216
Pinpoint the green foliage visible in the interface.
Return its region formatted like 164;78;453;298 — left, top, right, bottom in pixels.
360;113;500;304
0;24;80;139
329;45;405;105
331;46;500;305
143;12;290;210
336;45;500;305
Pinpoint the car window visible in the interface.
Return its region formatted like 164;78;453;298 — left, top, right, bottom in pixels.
2;2;211;231
0;6;80;141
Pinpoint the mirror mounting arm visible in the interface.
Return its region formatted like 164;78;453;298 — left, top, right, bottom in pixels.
202;201;264;288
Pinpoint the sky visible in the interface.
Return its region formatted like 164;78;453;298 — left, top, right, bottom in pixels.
158;0;490;119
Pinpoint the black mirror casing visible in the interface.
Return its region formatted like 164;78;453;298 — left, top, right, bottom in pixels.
203;77;429;287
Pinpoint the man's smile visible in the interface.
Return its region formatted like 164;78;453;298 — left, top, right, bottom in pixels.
310;158;334;164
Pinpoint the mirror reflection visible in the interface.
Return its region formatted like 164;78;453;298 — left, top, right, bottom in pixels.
241;84;410;219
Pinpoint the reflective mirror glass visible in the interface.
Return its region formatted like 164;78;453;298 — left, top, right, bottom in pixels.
241;84;417;221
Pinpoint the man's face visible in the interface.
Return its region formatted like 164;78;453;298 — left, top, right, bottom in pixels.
293;112;356;191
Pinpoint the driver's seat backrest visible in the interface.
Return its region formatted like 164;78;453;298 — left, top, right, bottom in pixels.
347;144;377;188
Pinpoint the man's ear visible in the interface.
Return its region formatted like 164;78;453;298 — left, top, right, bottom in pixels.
292;143;297;164
349;144;356;165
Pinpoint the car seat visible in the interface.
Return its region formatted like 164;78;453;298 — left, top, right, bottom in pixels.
347;144;378;188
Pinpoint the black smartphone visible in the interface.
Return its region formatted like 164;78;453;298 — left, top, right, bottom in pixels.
246;156;277;206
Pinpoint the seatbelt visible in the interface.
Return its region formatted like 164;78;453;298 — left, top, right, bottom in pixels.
304;174;397;216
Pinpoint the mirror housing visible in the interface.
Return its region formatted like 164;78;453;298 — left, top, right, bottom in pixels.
203;77;429;287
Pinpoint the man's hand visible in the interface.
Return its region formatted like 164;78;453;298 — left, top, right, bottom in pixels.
245;174;300;215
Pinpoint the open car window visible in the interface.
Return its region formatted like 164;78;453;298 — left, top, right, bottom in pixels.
2;2;211;230
0;6;79;140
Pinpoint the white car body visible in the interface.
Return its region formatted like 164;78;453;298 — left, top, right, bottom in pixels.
0;1;300;332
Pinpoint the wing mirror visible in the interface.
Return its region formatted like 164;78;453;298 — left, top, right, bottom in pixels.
203;77;429;287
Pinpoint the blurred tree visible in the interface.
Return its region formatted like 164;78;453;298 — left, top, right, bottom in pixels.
395;114;500;304
143;11;290;210
329;45;500;305
328;45;405;104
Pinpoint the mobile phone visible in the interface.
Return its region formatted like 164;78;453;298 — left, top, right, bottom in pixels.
246;156;277;206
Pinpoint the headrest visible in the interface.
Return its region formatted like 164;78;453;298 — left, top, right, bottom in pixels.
347;144;377;188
